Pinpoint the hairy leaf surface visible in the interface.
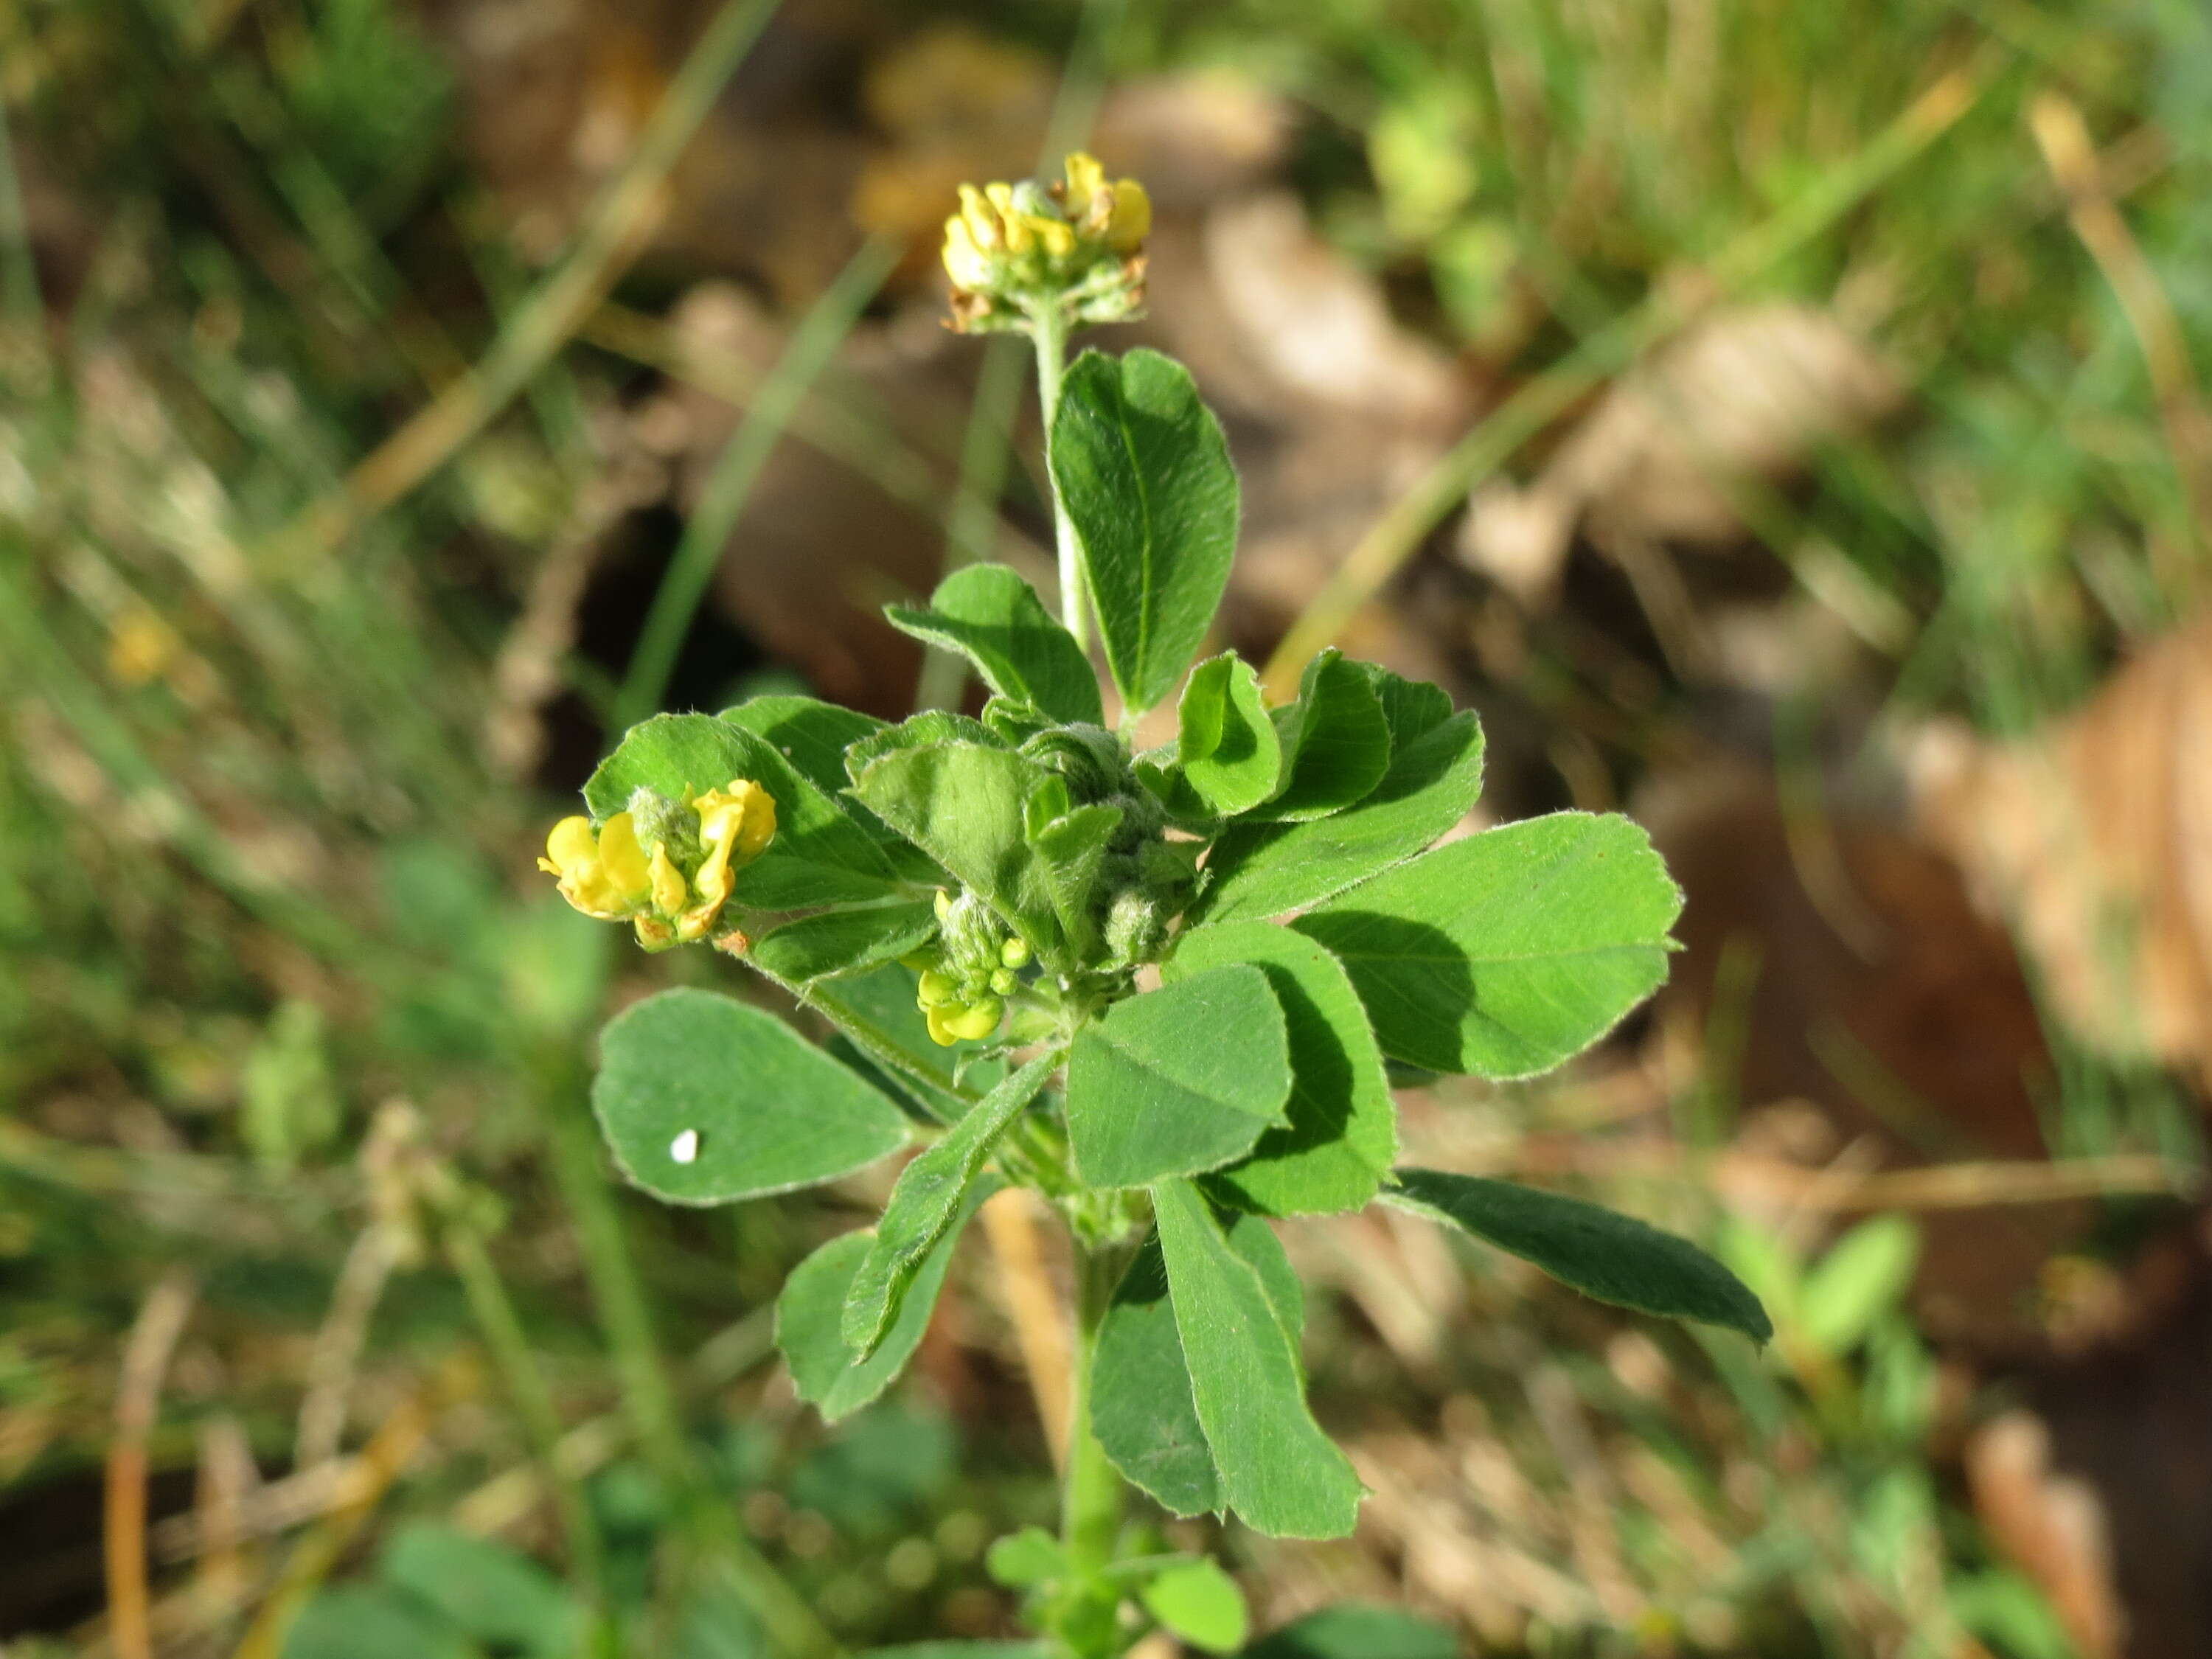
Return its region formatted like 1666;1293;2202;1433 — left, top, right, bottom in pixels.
1065;967;1290;1188
1388;1168;1770;1342
592;987;908;1203
1050;349;1239;715
886;564;1104;726
1294;811;1680;1077
1166;922;1396;1215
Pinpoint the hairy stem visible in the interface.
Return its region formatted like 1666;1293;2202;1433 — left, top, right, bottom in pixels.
1060;1237;1127;1583
1031;303;1091;653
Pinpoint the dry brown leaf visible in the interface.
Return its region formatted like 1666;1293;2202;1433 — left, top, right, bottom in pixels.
1203;192;1465;425
1964;1411;2125;1659
1910;616;2212;1091
1461;304;1907;604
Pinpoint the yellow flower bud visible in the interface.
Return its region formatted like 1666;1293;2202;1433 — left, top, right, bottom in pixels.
925;1004;961;1047
942;998;1003;1042
917;970;958;1007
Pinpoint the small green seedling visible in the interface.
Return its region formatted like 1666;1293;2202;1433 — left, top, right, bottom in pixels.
545;152;1769;1659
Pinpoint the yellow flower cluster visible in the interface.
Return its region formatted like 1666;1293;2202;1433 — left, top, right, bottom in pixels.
941;153;1150;332
911;888;1032;1046
540;780;776;951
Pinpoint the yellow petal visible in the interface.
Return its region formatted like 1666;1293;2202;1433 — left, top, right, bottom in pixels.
1063;151;1107;204
925;1004;960;1047
545;815;597;872
1031;214;1078;259
648;845;687;916
959;184;1000;248
1106;179;1151;253
596;813;653;901
944;215;992;290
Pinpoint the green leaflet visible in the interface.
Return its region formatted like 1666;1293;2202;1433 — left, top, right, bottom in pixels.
1194;710;1484;925
1166;922;1396;1216
1152;1180;1363;1539
843;711;1007;785
720;694;934;881
1090;1215;1306;1517
1025;781;1122;964
860;1647;1055;1658
1141;1560;1249;1655
380;1525;580;1657
983;1528;1065;1587
776;1176;1002;1422
1293;811;1681;1077
983;695;1056;745
852;742;1067;961
746;900;939;984
284;1587;473;1659
1172;653;1281;818
718;695;884;796
885;563;1105;727
842;1054;1059;1354
1239;1606;1460;1659
1049;348;1239;715
591;988;909;1204
1346;663;1453;749
1388;1169;1771;1342
1255;650;1389;823
1089;1234;1215;1516
1065;966;1291;1188
584;712;902;908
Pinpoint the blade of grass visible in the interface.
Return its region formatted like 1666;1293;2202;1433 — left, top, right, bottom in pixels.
271;0;785;565
613;231;902;727
1261;61;1988;698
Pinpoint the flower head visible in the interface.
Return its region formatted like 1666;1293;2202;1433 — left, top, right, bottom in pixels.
539;778;776;951
939;152;1150;334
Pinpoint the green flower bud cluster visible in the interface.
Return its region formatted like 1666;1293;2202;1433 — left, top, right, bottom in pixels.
912;888;1032;1046
1018;726;1197;975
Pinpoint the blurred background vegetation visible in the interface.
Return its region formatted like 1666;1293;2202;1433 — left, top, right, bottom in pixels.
4;0;2211;1655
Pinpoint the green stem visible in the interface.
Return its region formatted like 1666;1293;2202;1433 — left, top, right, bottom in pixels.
1059;1236;1126;1582
1030;304;1091;653
442;1220;610;1608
